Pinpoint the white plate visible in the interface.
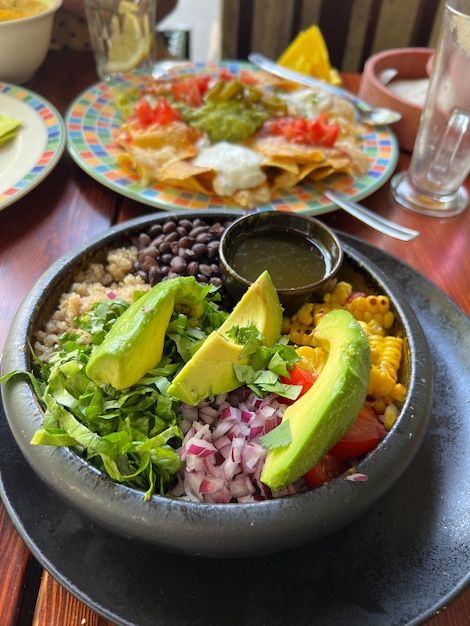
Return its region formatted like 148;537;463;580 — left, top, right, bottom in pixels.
0;83;65;211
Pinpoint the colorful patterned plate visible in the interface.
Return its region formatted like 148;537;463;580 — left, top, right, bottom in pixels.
66;62;399;214
0;83;65;211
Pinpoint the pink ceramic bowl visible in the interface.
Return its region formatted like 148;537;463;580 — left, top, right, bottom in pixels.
359;48;434;152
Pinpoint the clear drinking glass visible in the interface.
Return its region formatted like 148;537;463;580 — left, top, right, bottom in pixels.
84;0;157;81
390;0;470;217
156;26;191;60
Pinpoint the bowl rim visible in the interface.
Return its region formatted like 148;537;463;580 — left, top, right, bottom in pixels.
0;209;434;557
362;46;434;110
0;0;62;24
219;210;344;294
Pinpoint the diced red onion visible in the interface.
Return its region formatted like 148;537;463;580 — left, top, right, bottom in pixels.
171;387;301;503
346;472;369;482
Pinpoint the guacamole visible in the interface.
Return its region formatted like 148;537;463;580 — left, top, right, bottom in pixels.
181;100;268;143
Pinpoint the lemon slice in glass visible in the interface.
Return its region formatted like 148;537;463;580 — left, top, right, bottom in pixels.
105;0;154;74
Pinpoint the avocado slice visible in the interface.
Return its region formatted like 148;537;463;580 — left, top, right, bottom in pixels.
86;276;210;390
261;308;371;491
168;270;283;405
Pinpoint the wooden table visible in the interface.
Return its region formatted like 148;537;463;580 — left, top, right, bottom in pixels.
0;50;469;626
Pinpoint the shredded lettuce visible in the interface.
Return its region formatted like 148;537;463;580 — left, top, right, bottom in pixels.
25;297;226;500
2;294;302;500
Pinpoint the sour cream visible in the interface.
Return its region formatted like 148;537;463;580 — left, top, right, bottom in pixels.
279;88;332;118
387;78;429;107
193;142;266;197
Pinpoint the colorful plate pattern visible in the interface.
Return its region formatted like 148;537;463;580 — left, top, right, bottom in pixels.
0;83;65;211
66;61;399;214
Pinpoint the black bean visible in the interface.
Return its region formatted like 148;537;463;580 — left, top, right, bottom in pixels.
137;233;151;249
180;248;196;261
132;216;232;299
209;223;224;237
192;243;207;258
187;261;199;276
148;224;163;238
179;236;192;248
141;256;157;271
199;264;213;277
196;232;213;244
171;256;187;273
162;220;176;234
164;231;179;243
189;225;208;238
144;246;158;258
149;266;163;286
151;234;165;247
159;241;171;254
179;219;193;230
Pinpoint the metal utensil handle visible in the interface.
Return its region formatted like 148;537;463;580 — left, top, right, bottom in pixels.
323;190;420;241
248;52;369;111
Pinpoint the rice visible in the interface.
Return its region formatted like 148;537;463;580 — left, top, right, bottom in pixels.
33;246;150;359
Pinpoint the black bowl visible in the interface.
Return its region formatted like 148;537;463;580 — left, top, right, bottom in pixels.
1;210;433;558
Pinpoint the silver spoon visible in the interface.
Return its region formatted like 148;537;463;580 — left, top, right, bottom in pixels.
321;188;419;241
248;53;402;126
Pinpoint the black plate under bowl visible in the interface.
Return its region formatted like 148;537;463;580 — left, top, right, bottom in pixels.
1;210;432;559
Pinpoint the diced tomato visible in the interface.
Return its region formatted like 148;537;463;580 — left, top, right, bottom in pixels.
304;453;350;488
134;97;181;127
329;406;386;460
306;112;339;147
282;118;309;143
153;97;182;124
194;74;212;91
171;76;210;107
280;364;318;404
265;112;339;147
218;68;235;81
239;69;257;85
134;98;155;126
266;117;289;135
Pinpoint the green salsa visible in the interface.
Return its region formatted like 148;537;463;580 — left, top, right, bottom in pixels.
230;230;329;289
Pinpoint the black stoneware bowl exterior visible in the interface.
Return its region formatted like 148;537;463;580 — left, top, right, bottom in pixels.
219;211;343;315
1;210;433;558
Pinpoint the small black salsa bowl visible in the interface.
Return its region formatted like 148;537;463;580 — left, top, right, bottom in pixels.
219;211;343;315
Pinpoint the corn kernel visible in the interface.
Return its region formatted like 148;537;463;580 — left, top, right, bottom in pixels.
296;345;327;373
383;311;395;329
383;403;398;429
296;302;314;325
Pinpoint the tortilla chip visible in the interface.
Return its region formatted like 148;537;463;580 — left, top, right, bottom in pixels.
273;161;334;190
250;135;325;164
232;182;271;208
259;155;300;175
